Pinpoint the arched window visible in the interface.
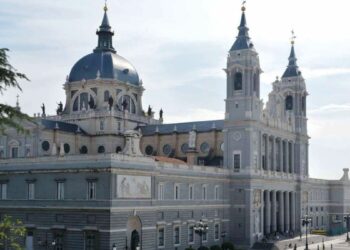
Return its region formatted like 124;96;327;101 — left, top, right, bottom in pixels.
117;95;136;114
104;91;110;102
234;72;243;91
72;92;95;112
285;95;293;110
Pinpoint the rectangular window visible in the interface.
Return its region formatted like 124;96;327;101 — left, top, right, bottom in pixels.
214;224;220;240
0;183;7;200
85;231;98;250
57;182;65;200
202;185;207;200
202;230;207;242
28;183;35;200
189;185;194;200
158;227;165;247
234;153;241;171
11;147;18;158
174;184;180;200
158;183;164;200
87;181;96;200
188;225;194;244
215;185;219;200
174;226;180;245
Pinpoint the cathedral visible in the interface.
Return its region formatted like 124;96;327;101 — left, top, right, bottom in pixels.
0;3;349;250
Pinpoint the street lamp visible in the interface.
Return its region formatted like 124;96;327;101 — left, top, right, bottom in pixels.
344;214;350;242
301;215;312;250
221;230;227;242
112;243;117;250
194;220;209;247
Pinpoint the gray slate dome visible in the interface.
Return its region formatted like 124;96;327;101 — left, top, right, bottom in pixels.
68;6;140;86
68;52;140;86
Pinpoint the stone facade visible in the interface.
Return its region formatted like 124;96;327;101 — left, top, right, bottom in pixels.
0;4;349;250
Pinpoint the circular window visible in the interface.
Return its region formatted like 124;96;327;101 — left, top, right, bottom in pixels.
80;146;88;154
145;145;154;156
200;142;210;153
64;143;70;154
42;141;50;151
98;146;105;154
116;146;122;153
162;144;172;156
220;142;224;151
181;143;189;154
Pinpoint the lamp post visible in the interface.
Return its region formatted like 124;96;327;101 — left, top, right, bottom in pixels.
344;214;350;242
301;215;312;250
112;243;117;250
194;220;209;247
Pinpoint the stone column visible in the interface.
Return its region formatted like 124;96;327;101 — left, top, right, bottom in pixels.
261;190;264;235
271;190;277;233
264;190;271;234
285;140;289;173
291;142;295;174
291;192;296;232
279;139;283;172
271;136;275;172
266;135;269;171
278;191;285;232
285;191;290;232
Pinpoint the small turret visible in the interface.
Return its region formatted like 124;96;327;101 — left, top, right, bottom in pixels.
94;3;116;53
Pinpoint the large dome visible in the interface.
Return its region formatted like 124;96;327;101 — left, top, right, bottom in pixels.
68;51;140;86
68;6;141;86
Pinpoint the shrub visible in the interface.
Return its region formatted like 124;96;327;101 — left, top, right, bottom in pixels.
222;242;234;250
185;246;194;250
198;246;210;250
210;245;222;250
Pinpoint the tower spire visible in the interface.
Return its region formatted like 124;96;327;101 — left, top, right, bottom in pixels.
282;30;300;78
94;1;116;53
230;1;254;51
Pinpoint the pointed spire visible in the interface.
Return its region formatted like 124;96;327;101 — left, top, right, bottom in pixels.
282;31;301;78
94;2;116;53
230;1;254;51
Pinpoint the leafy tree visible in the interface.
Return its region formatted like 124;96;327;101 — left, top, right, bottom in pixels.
222;242;234;250
0;215;26;250
210;245;222;250
0;48;31;133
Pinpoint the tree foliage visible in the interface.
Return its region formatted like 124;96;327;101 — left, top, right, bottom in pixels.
0;48;31;133
0;215;26;250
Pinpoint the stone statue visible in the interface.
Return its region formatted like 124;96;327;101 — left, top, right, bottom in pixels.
56;101;63;115
188;130;196;149
159;108;163;119
41;103;46;117
147;105;152;117
122;99;128;111
88;98;95;109
108;96;114;111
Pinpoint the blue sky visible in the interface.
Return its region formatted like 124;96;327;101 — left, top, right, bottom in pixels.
1;0;350;180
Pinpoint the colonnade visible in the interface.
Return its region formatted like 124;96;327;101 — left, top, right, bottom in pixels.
262;190;296;235
262;134;295;174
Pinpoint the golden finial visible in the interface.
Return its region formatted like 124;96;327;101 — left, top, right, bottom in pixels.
291;30;296;45
241;0;246;12
104;0;108;12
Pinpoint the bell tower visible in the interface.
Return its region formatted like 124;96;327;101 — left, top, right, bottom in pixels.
223;3;262;170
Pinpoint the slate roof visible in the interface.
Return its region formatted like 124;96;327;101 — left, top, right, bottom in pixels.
41;119;87;135
230;11;254;51
139;120;224;136
282;45;301;78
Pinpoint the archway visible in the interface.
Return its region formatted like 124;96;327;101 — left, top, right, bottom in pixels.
126;216;142;250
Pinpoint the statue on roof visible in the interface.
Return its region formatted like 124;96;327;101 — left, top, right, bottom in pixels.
56;102;63;115
159;108;163;119
41;103;46;117
147;105;152;117
88;98;95;109
108;96;114;111
122;99;128;111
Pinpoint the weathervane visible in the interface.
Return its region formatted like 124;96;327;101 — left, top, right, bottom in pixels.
241;0;247;12
291;30;296;45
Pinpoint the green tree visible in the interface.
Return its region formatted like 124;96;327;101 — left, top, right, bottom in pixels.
0;215;26;250
0;48;31;133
